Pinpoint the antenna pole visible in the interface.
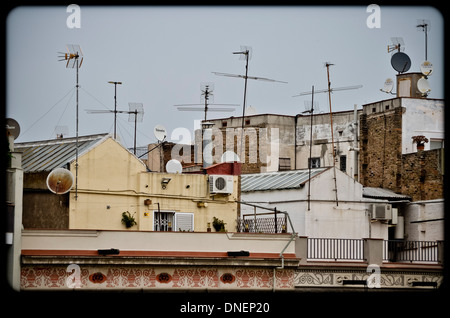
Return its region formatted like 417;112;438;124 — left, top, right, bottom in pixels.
325;62;338;206
108;81;122;139
134;110;137;155
204;88;208;121
114;83;117;139
240;50;249;161
75;57;79;201
307;85;314;211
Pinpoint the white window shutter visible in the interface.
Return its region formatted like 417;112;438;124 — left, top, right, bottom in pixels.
175;213;194;232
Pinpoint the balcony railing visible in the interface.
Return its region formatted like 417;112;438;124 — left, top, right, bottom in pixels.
307;238;364;261
303;238;442;263
383;240;439;263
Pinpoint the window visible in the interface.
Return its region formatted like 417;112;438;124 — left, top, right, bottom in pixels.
340;155;347;172
430;139;444;150
154;212;194;232
222;121;228;127
245;119;251;125
308;157;320;168
279;157;291;171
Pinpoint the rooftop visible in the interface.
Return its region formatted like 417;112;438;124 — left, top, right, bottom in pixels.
15;134;109;172
363;187;411;201
241;167;329;192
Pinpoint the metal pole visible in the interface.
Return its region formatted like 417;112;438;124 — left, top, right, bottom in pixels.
114;83;117;139
240;51;249;161
75;57;79;200
134;110;137;155
326;63;339;206
307;86;314;211
274;207;278;234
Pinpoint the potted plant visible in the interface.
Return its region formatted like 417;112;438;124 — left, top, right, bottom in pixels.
212;217;226;232
412;135;429;151
121;211;137;228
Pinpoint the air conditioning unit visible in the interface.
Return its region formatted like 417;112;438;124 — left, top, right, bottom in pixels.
371;204;392;220
209;175;234;194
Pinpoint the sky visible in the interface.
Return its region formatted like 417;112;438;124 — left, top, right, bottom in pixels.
6;5;444;150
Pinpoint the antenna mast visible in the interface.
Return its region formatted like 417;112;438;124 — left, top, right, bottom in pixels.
213;46;287;161
108;81;123;139
175;83;238;121
293;63;363;206
416;19;430;61
58;44;84;200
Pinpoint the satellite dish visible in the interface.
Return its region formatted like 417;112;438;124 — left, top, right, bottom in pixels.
383;78;394;93
417;77;431;95
166;159;182;173
154;124;167;142
420;61;433;76
6;118;20;140
221;151;240;163
46;168;74;194
391;52;411;73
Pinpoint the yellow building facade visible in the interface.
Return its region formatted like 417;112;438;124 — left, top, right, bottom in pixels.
70;137;239;232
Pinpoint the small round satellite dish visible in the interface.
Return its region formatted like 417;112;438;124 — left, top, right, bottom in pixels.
166;159;182;174
6;118;20;140
420;61;433;76
154;124;167;141
417;77;431;94
46;168;74;195
391;52;411;73
221;151;240;163
383;78;394;93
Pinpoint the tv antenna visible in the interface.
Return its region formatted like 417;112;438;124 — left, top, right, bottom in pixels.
416;19;430;61
213;46;287;159
293;62;362;206
108;81;123;139
387;38;411;74
86;102;144;155
175;83;239;121
58;44;84;200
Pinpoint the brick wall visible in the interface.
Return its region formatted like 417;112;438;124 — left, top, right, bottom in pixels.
360;104;444;201
401;149;444;201
360;107;403;192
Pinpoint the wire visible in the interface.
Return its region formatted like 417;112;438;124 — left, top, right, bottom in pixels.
21;87;75;139
49;89;76;139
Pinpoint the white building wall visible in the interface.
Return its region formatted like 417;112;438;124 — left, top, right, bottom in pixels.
403;199;444;241
401;98;444;154
241;168;389;239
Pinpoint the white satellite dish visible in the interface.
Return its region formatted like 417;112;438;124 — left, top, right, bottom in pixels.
383;78;394;93
221;151;240;163
46;168;74;194
420;61;433;76
417;77;431;95
154;124;167;142
6;118;20;140
166;159;183;174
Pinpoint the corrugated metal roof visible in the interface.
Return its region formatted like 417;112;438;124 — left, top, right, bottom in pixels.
363;187;411;200
241;167;329;192
15;134;109;172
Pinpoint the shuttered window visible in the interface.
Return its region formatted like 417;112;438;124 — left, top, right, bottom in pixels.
175;213;194;232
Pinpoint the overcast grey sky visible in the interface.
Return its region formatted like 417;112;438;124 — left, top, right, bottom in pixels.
7;6;444;149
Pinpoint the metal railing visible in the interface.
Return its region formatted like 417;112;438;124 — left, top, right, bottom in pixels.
307;238;364;261
383;240;439;263
237;214;288;234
